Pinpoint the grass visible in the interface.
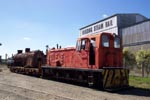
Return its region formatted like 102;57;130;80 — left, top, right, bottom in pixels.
129;75;150;89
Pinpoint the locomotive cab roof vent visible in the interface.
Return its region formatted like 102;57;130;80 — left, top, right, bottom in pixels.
25;48;30;53
17;50;23;54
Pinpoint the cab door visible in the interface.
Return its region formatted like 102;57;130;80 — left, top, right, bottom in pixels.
76;38;90;68
89;38;96;66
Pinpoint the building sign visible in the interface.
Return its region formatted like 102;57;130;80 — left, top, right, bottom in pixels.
80;16;117;36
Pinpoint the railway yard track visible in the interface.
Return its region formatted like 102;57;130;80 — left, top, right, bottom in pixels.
0;65;150;100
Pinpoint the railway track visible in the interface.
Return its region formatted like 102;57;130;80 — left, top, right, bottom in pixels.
0;65;149;100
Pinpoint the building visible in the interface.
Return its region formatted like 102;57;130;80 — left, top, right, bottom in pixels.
79;13;150;52
122;19;150;51
80;13;147;37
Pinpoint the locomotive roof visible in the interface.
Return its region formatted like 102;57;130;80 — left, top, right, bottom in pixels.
78;32;113;39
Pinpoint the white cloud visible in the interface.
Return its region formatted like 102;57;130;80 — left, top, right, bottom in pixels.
23;37;31;41
102;14;108;18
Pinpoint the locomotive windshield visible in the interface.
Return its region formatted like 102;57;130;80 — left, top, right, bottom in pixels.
114;37;120;48
90;38;96;47
102;35;109;47
81;40;86;50
76;39;90;51
76;40;81;51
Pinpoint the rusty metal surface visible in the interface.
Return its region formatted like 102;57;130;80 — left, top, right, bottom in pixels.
13;49;45;68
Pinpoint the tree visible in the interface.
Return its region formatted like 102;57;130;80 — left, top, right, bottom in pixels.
136;50;150;77
123;48;136;68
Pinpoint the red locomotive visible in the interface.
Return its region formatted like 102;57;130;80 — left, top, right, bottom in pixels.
42;32;129;89
10;32;129;90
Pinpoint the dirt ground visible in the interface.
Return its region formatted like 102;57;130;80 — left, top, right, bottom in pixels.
0;65;150;100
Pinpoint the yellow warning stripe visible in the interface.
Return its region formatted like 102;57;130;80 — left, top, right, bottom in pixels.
103;69;129;89
105;70;113;88
103;70;108;87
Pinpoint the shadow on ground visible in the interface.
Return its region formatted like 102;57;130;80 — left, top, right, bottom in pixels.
42;76;150;97
115;86;150;97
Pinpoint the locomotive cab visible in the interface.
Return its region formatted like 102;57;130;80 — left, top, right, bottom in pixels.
76;33;123;69
76;33;129;89
100;33;123;68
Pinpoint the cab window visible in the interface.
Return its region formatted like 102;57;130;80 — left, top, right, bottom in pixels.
102;35;109;47
114;37;120;48
81;40;86;50
76;40;81;51
90;38;96;47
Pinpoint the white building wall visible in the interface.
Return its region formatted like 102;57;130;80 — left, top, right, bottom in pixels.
80;16;118;36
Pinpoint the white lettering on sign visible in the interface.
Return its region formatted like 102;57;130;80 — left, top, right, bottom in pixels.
80;16;117;36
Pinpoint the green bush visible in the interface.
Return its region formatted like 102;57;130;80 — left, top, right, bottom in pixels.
136;50;150;77
123;48;136;68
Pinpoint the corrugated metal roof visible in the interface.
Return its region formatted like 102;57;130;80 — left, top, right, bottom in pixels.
80;13;146;30
122;19;150;29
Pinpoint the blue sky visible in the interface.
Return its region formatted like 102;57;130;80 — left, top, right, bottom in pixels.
0;0;150;58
